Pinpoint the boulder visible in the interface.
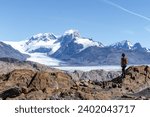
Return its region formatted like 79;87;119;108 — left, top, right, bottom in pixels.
0;87;22;100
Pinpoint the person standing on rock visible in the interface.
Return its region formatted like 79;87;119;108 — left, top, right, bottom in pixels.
121;53;128;78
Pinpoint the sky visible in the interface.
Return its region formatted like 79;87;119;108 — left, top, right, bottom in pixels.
0;0;150;48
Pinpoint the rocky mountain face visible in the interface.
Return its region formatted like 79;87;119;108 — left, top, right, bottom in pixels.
109;40;147;51
0;61;150;100
0;41;28;61
66;46;150;65
51;38;150;65
50;30;103;60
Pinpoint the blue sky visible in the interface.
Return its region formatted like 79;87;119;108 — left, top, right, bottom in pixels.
1;0;150;47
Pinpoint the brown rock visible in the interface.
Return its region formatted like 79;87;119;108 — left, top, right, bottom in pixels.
0;87;22;100
26;90;47;100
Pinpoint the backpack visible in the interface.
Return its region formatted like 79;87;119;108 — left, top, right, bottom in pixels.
121;57;128;66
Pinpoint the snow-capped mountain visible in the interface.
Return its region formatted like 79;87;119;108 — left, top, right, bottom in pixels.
51;30;104;59
109;40;147;52
21;29;103;54
3;29;150;66
3;29;103;66
110;40;133;49
24;33;60;54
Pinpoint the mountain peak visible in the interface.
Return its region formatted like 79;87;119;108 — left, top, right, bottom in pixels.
109;40;149;52
133;42;142;48
32;33;57;40
120;40;132;46
64;29;80;37
25;33;57;46
110;40;133;49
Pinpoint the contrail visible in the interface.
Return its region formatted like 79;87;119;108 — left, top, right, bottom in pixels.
102;0;150;21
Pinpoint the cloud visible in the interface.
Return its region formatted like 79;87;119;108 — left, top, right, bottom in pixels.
102;0;150;22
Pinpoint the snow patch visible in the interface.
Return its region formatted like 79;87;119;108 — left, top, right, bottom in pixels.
24;39;60;54
27;53;62;66
64;29;79;35
146;48;150;52
32;33;57;39
64;29;80;37
75;37;101;51
3;40;28;54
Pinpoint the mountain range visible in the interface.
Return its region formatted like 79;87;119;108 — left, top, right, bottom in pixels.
2;29;150;66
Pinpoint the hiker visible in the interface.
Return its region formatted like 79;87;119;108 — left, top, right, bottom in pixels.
144;66;149;82
121;53;128;78
144;65;149;75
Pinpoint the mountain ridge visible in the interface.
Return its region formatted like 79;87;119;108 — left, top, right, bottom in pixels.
0;41;28;61
3;29;150;66
109;40;147;52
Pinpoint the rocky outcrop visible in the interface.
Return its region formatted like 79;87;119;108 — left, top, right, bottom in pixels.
0;65;150;100
0;58;59;75
0;69;74;100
